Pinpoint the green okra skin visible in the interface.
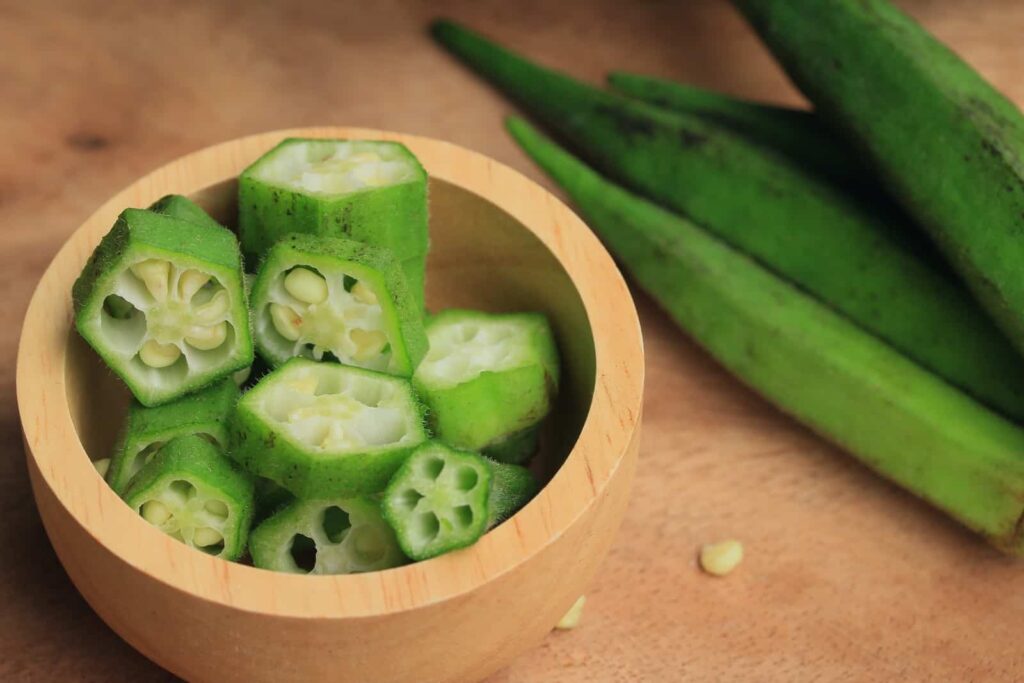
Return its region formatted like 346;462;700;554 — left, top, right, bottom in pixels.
606;72;863;184
508;117;1024;554
432;20;1024;422
253;476;296;523
123;434;255;561
482;425;540;465
250;233;427;376
250;496;406;574
229;358;429;498
106;378;240;495
733;0;1024;355
238;138;428;283
484;458;538;528
72;208;254;407
148;194;224;231
413;309;560;452
381;442;493;561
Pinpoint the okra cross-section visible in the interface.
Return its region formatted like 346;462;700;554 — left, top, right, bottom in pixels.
250;497;405;574
238;138;429;308
381;442;493;561
123;434;255;560
106;378;240;495
229;358;429;498
72;208;254;406
251;233;427;376
413;309;560;461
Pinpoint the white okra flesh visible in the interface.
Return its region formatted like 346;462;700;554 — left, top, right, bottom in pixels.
416;318;533;387
251;140;418;195
101;259;236;387
261;266;393;371
138;479;231;553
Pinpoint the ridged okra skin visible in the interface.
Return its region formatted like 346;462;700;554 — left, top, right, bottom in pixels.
508;117;1024;554
485;458;538;528
72;208;254;407
238;138;429;308
734;0;1024;354
229;358;429;498
432;19;1024;422
381;442;493;561
250;496;405;574
124;434;255;561
413;309;560;453
148;194;224;231
106;378;240;495
250;233;427;376
482;425;540;465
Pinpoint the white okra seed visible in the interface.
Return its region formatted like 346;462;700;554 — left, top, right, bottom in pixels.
130;260;171;301
350;328;387;361
194;290;230;324
142;500;172;526
270;304;303;341
699;540;744;577
193;527;224;547
178;269;211;302
185;322;228;350
93;458;111;478
139;340;182;368
205;500;229;518
350;281;378;306
284;267;328;305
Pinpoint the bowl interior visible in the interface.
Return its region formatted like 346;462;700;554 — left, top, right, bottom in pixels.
65;177;596;491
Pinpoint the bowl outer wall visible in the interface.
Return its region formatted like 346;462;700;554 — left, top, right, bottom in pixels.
16;127;644;683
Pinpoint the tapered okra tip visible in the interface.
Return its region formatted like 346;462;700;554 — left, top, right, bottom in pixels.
428;18;461;43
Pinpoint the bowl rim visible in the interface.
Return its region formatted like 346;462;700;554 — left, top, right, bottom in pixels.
16;127;644;619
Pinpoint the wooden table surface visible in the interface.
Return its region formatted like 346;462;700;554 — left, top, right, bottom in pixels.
3;1;1024;680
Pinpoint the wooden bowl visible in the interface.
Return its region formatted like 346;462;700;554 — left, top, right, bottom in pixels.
16;128;644;683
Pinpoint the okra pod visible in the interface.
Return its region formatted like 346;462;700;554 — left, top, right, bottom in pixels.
249;496;405;574
734;0;1024;353
106;378;239;495
250;233;427;376
229;358;429;498
508;117;1024;554
485;458;538;528
431;19;1024;422
124;434;255;560
238;138;428;309
72;208;254;406
412;309;560;455
148;194;224;232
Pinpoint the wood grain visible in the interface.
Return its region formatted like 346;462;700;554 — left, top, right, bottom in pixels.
2;0;1024;681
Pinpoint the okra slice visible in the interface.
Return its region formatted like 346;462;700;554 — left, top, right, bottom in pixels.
229;358;429;498
485;458;539;527
250;233;427;376
253;476;296;523
72;208;254;406
381;442;493;561
148;194;224;231
238;138;429;265
106;378;239;495
249;497;405;574
413;310;560;452
482;425;541;465
123;434;255;560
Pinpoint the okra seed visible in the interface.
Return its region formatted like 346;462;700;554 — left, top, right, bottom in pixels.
193;527;224;548
284;267;329;305
350;281;378;306
185;321;228;350
194;290;230;323
270;304;303;341
555;596;586;630
699;540;744;577
204;500;229;519
139;339;182;368
93;458;111;478
350;328;387;361
178;269;211;302
141;500;172;526
130;259;171;301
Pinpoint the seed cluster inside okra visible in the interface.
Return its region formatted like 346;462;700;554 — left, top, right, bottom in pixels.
75;138;561;574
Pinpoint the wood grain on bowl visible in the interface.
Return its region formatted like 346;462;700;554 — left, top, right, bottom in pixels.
16;128;644;683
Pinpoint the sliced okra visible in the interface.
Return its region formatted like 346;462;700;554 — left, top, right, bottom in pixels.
238;138;429;269
123;434;255;560
485;458;539;528
482;425;541;465
148;194;224;231
253;476;296;523
249;497;405;574
381;442;493;561
229;358;428;498
72;208;254;406
250;233;427;376
106;379;239;495
413;309;560;454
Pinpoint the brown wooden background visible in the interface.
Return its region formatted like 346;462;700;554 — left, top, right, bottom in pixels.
3;1;1023;680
